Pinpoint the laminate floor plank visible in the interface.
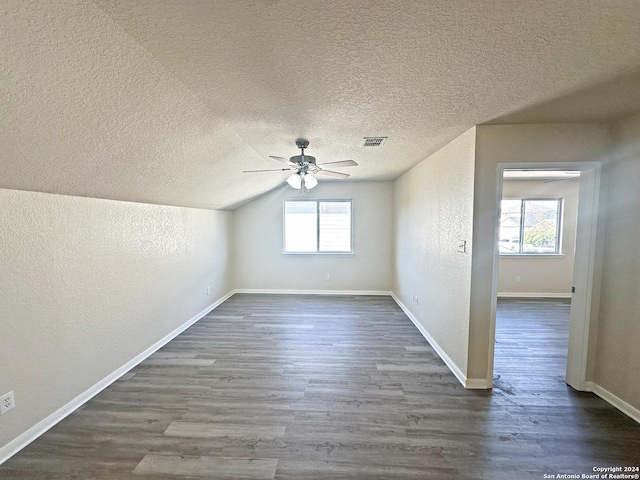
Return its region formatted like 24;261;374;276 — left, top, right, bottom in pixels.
133;454;278;479
164;423;287;440
1;294;638;480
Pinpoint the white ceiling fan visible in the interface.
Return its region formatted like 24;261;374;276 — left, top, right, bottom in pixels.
243;139;358;190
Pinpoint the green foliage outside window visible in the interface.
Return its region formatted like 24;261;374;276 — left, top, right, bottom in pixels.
524;221;556;247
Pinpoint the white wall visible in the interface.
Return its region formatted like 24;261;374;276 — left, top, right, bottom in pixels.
470;124;611;383
393;128;476;383
233;181;393;292
498;179;579;296
594;113;640;411
0;189;233;454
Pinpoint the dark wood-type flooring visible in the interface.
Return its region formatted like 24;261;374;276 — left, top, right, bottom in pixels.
1;295;638;479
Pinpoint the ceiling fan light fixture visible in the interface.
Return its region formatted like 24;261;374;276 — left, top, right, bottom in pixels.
303;173;318;190
286;173;302;189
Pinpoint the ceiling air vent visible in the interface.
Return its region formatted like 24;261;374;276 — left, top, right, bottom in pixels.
361;137;387;147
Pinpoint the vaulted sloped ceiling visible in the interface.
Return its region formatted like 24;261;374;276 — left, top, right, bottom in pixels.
2;1;639;210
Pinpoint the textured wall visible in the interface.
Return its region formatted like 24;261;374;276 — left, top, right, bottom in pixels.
595;113;640;411
498;179;579;296
393;128;476;379
233;182;393;292
0;189;233;449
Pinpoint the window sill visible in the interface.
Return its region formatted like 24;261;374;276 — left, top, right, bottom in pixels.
499;254;565;258
283;252;354;256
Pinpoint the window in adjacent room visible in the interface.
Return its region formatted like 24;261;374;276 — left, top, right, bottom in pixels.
499;198;563;255
284;200;352;253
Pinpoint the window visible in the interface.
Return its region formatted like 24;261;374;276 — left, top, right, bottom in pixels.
284;200;352;253
499;199;562;254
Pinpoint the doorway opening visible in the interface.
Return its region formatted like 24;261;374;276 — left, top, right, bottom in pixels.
489;163;601;391
495;169;579;391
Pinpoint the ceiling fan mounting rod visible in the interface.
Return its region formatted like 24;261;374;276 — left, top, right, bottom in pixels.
296;139;309;156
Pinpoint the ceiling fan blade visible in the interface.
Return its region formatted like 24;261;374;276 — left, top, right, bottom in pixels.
317;160;358;168
269;155;296;165
243;168;293;173
317;170;350;178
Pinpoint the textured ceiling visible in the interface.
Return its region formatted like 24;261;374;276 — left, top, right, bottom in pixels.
486;68;640;125
1;0;639;210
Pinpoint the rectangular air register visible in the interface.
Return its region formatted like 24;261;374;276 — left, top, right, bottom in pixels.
361;137;387;147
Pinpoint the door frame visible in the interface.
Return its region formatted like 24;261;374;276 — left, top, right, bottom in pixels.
489;161;602;390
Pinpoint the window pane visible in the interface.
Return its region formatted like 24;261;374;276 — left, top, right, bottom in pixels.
499;200;522;254
284;201;317;252
319;201;351;252
522;200;560;254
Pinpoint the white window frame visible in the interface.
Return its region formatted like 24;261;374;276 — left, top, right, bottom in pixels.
283;199;353;254
499;197;563;256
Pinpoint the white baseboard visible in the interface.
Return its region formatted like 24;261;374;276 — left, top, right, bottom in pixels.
0;290;235;466
497;292;572;298
584;381;640;424
390;293;489;389
234;288;392;296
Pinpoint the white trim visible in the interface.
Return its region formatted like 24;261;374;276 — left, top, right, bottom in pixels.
282;252;355;256
234;289;392;296
0;290;235;466
497;292;572;298
499;254;565;258
584;382;640;424
465;378;491;389
391;293;489;389
565;164;601;390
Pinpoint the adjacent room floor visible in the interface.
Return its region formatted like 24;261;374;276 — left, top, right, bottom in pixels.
1;294;638;479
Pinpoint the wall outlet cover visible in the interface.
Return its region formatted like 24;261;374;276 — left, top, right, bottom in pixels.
0;391;15;415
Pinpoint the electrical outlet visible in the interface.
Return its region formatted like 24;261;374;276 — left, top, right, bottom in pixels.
325;274;330;281
0;391;15;415
206;287;211;295
415;297;419;305
516;276;521;283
